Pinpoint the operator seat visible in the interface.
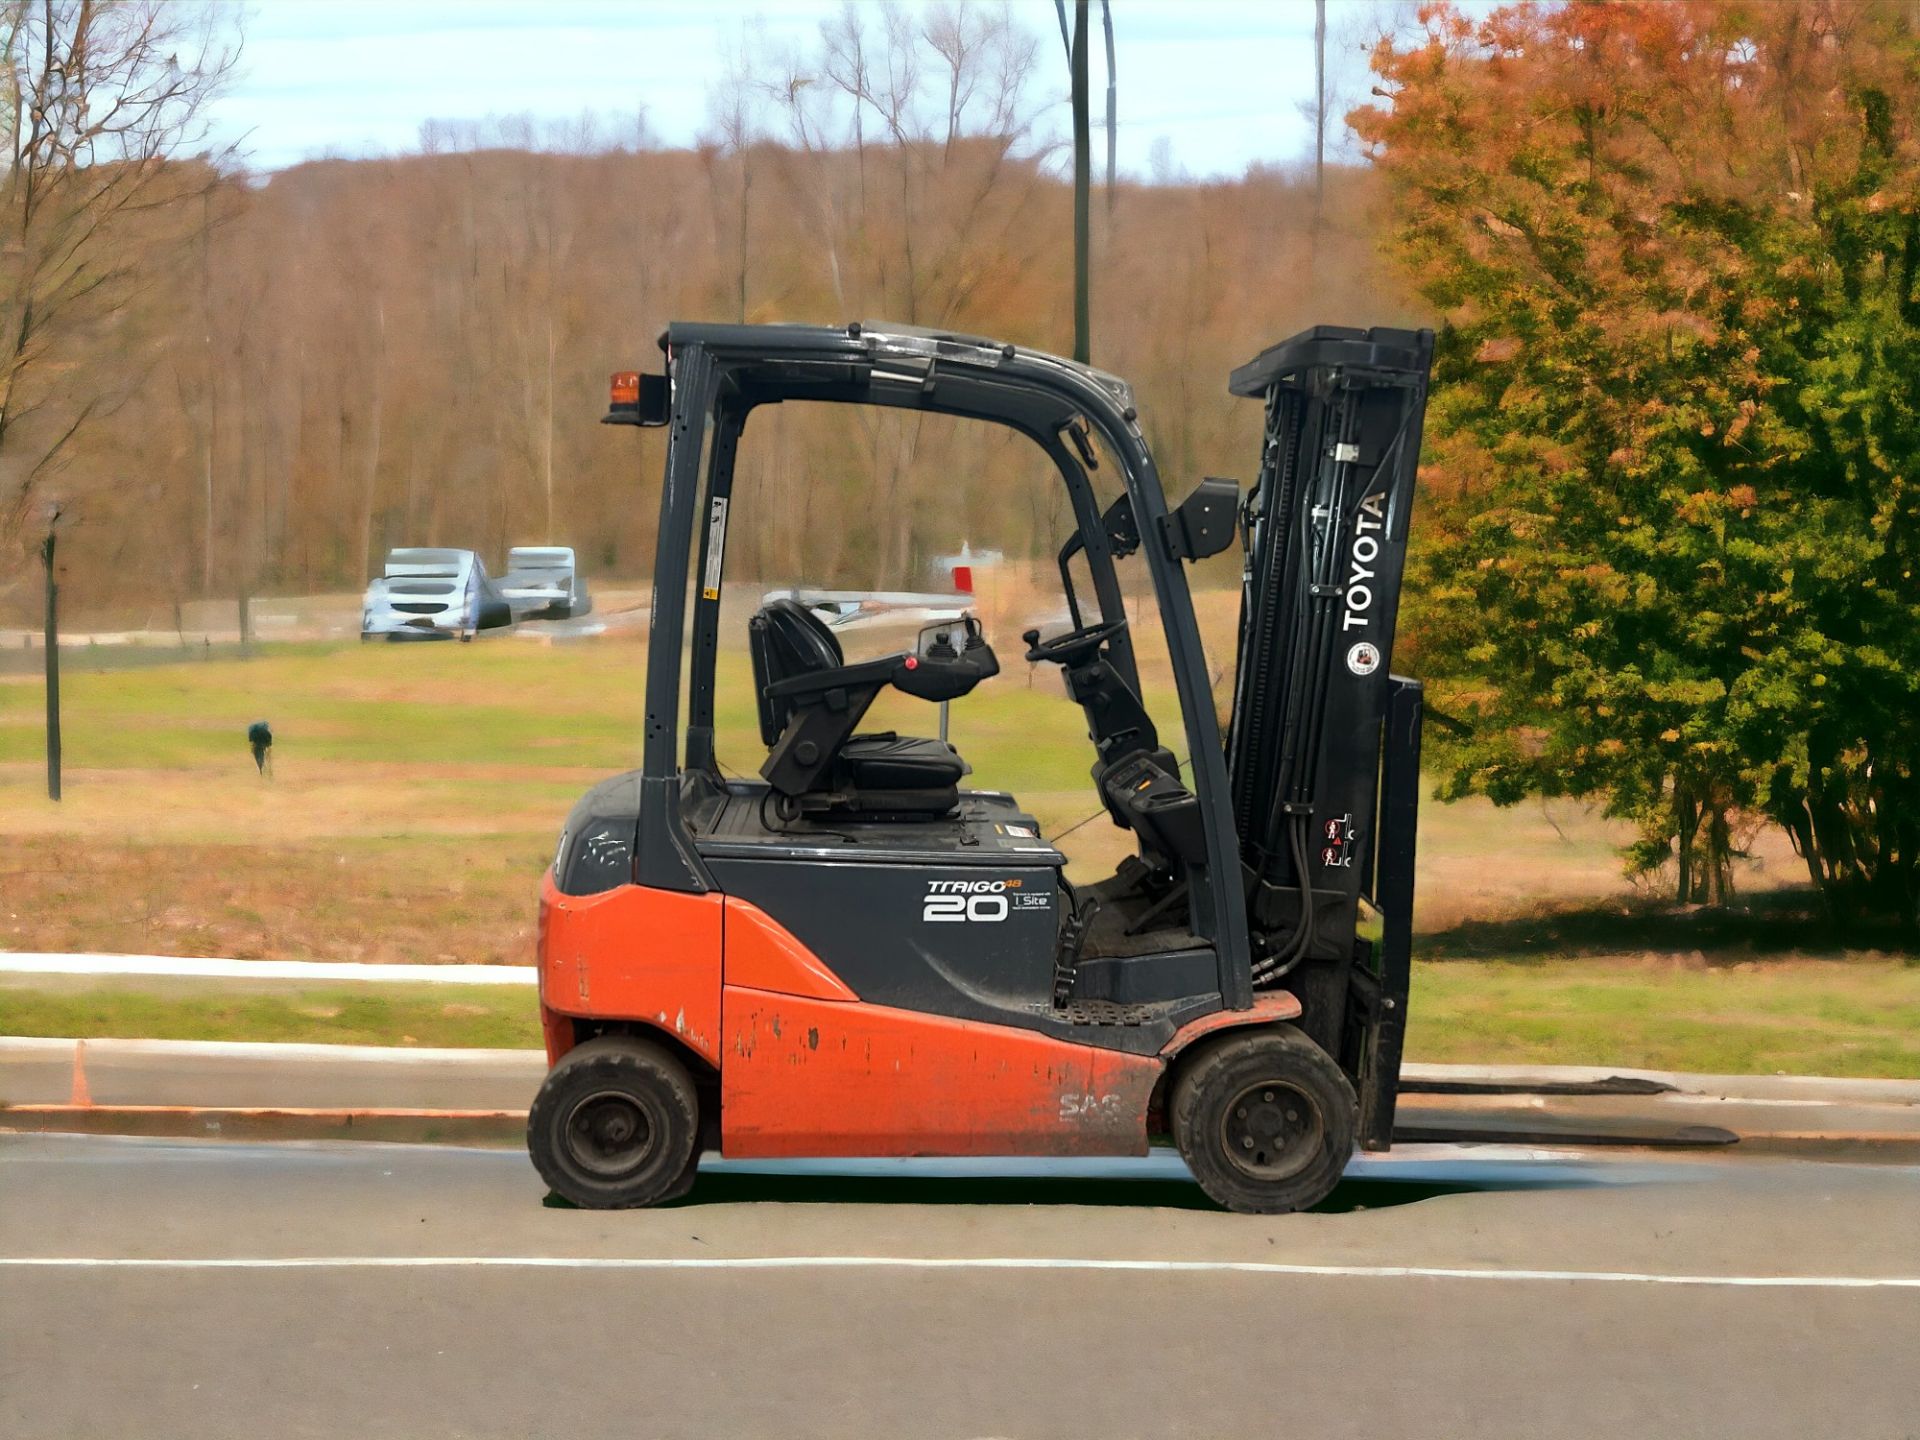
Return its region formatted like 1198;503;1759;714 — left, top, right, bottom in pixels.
749;599;998;817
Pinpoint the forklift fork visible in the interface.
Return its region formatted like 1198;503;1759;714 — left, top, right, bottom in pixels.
1354;676;1421;1152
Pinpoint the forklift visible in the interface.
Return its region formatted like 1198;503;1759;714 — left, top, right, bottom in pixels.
528;321;1433;1213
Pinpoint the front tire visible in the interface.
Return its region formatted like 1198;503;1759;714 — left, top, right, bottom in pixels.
527;1035;700;1209
1171;1025;1356;1214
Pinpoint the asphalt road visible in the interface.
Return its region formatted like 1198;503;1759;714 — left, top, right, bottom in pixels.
3;1135;1917;1439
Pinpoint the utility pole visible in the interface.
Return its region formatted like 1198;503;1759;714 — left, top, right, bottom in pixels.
1313;0;1327;223
42;508;62;802
1070;0;1091;363
1101;0;1117;219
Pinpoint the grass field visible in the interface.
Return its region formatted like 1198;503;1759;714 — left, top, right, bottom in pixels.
0;980;540;1050
1;622;1911;1077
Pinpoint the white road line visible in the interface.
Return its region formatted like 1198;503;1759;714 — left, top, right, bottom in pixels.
3;1256;1919;1288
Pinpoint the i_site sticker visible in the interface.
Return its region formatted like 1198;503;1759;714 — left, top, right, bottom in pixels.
1346;641;1381;676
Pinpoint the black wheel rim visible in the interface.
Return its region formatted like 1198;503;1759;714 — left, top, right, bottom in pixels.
1218;1080;1324;1182
562;1089;656;1179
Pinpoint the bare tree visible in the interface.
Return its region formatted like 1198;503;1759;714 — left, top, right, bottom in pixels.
0;0;238;542
828;3;1042;323
168;177;245;598
761;3;1047;581
705;35;759;323
492;155;574;542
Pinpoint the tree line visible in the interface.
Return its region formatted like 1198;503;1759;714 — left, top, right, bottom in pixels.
0;1;1401;623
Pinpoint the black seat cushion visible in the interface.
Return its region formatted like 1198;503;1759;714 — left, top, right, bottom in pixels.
841;733;967;790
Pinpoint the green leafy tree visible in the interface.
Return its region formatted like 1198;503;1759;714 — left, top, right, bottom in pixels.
1354;1;1920;931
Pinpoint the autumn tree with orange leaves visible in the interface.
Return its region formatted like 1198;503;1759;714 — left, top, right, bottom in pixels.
1356;1;1920;932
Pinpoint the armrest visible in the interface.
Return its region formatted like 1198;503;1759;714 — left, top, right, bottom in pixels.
893;645;998;701
764;616;1000;710
765;647;999;707
765;653;904;703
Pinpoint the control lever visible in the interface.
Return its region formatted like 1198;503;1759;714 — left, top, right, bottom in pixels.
1023;617;1128;666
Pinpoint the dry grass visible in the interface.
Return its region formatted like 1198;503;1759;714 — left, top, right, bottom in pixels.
2;832;546;966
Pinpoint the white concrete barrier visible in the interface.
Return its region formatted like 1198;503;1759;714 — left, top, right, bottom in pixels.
0;952;535;986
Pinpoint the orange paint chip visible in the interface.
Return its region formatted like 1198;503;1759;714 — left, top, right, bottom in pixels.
70;1040;92;1108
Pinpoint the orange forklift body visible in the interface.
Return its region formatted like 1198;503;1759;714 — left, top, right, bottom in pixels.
539;876;1302;1158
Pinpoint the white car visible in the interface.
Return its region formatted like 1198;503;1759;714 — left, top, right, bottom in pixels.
500;546;593;621
361;548;514;641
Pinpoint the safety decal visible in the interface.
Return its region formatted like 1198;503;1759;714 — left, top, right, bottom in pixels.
1346;640;1381;676
702;496;728;600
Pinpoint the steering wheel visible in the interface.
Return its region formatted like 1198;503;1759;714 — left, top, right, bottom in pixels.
1022;617;1128;667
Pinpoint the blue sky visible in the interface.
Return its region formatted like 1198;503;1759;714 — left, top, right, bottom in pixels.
209;0;1384;177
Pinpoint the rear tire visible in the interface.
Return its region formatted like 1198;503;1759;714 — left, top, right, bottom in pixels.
527;1035;700;1209
1171;1025;1356;1214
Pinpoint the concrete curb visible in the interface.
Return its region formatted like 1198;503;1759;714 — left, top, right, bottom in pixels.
3;1037;1917;1159
6;955;1914;1106
7;1036;1914;1105
6;1101;1917;1162
0;1036;538;1062
0;1104;526;1146
0;1037;542;1111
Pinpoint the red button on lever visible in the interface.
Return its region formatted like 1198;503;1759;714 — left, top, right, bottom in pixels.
904;656;919;669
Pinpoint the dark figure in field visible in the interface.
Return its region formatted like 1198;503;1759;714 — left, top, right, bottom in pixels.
248;720;273;778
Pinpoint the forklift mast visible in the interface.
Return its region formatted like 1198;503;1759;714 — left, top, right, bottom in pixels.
1224;326;1433;1141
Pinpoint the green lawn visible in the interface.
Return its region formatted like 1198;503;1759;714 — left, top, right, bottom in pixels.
0;981;540;1050
0;640;652;771
0;634;1178;792
1407;957;1920;1077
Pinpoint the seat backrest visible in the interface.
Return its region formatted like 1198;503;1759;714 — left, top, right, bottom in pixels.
748;599;847;746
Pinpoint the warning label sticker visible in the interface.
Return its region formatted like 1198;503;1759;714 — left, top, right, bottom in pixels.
701;496;728;600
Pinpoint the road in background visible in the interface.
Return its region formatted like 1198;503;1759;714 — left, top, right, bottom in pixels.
3;1134;1916;1438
